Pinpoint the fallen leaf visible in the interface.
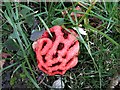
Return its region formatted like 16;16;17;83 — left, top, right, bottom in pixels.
52;77;65;89
30;29;45;41
73;27;87;35
0;60;5;68
0;53;11;58
62;6;83;19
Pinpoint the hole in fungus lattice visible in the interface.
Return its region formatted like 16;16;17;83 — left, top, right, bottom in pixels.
57;43;64;50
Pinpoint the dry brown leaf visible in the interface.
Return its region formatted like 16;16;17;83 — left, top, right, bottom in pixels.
0;52;11;58
0;60;5;68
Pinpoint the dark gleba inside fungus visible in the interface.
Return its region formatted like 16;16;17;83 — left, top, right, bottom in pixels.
32;25;80;76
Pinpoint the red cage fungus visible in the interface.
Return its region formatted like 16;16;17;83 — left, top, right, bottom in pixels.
32;25;79;76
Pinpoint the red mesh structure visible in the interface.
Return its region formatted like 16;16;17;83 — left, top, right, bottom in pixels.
32;25;79;76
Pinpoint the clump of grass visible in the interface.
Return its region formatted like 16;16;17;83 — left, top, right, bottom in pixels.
1;1;120;89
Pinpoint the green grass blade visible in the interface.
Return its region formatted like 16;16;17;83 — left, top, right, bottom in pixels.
61;0;75;25
4;2;36;81
78;0;97;23
85;25;120;47
22;63;40;89
38;16;52;37
0;62;18;73
11;64;22;78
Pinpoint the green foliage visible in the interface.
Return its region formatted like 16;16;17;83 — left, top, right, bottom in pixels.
52;18;64;25
10;77;17;86
4;39;19;51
